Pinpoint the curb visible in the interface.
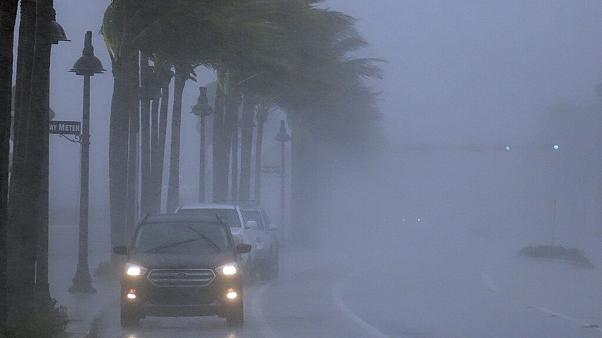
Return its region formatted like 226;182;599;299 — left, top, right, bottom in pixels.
77;301;112;338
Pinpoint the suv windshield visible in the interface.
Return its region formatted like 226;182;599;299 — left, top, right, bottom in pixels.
134;222;232;254
177;208;242;227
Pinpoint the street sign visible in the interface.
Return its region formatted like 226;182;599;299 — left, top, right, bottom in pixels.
49;120;81;135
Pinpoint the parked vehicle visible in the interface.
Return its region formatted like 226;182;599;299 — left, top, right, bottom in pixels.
176;204;252;269
240;206;279;280
177;203;279;280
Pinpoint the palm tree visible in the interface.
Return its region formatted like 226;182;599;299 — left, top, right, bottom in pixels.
166;63;193;211
253;3;383;237
7;0;56;320
29;0;57;310
139;53;152;215
150;62;172;213
0;0;18;325
103;0;136;250
226;91;241;201
253;100;275;201
238;95;256;201
6;0;38;322
102;0;383;232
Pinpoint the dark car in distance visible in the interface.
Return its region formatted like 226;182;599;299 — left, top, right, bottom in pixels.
113;215;252;328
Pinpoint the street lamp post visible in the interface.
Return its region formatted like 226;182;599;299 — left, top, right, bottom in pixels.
275;120;290;237
190;87;213;203
69;31;105;293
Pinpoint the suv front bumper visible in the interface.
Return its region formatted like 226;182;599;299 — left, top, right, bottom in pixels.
121;273;242;317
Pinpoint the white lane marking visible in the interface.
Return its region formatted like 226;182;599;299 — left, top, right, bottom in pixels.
251;284;278;338
333;280;389;338
529;306;602;333
482;269;602;334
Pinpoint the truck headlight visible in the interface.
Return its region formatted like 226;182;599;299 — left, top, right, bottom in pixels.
126;263;147;277
218;263;238;276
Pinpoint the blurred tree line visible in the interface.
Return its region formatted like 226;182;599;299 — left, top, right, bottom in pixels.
101;0;383;249
0;0;382;334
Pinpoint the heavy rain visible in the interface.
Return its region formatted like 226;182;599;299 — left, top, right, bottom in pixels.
1;1;602;337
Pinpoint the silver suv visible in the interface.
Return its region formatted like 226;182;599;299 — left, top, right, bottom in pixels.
240;206;279;280
176;204;277;279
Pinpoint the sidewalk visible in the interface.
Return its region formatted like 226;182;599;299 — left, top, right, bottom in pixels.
48;222;118;337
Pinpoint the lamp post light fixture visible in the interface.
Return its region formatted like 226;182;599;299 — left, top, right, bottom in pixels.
50;8;69;44
69;31;105;294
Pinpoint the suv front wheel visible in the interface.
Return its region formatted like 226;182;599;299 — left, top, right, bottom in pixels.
120;302;140;328
226;301;244;327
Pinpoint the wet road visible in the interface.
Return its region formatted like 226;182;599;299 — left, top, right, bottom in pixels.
95;223;602;338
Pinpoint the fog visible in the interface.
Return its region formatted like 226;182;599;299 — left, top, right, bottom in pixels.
23;0;602;337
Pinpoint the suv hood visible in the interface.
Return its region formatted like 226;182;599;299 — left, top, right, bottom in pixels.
129;252;235;269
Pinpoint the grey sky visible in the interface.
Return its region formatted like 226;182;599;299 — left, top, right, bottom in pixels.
13;0;602;209
327;0;602;144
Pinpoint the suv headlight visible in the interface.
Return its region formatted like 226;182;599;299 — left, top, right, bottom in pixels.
126;263;147;277
218;263;238;276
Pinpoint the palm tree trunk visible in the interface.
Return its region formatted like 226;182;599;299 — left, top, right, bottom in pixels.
254;116;265;202
239;97;255;201
149;90;160;211
212;84;228;202
151;73;171;213
125;55;139;237
198;113;206;202
30;0;54;310
109;2;138;254
6;0;37;323
289;114;310;240
166;65;187;212
139;54;151;215
8;0;53;321
229;99;240;201
109;58;132;252
0;0;18;325
10;0;35;155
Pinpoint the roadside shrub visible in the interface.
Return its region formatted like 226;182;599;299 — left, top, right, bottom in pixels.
1;299;68;338
520;245;595;269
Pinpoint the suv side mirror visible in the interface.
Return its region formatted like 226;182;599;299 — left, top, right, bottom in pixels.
113;246;128;255
236;243;252;254
245;221;258;229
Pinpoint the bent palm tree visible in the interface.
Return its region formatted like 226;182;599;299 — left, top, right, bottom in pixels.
0;0;18;325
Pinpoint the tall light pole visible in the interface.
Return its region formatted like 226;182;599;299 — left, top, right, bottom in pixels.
190;87;213;203
69;31;105;293
551;144;560;244
275;120;290;236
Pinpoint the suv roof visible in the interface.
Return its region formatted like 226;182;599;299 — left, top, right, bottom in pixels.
178;203;238;210
141;214;225;225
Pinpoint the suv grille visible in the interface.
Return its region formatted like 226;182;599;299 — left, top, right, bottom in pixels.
148;269;215;287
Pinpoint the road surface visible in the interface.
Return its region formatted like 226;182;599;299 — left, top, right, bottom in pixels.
94;224;602;338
